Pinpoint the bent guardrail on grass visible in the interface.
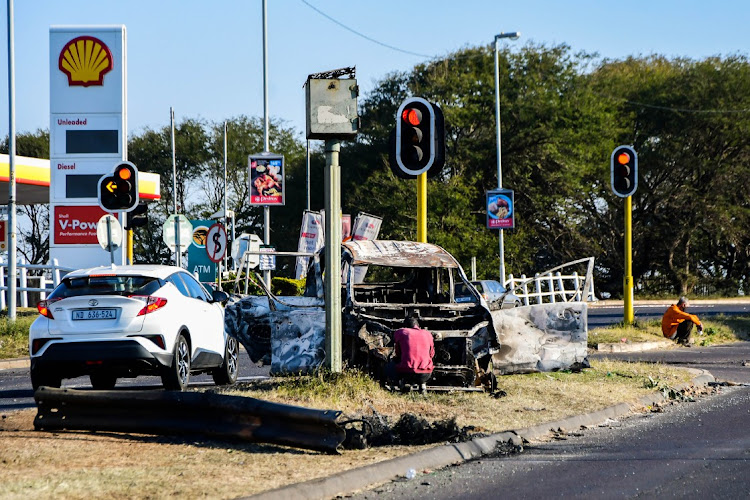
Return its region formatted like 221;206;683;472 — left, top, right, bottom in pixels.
34;387;345;454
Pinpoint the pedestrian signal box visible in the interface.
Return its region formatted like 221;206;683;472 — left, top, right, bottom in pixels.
611;145;638;197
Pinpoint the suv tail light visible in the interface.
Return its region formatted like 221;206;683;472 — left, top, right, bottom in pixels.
37;298;60;319
132;296;168;316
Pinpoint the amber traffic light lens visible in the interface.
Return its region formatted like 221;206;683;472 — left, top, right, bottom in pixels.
402;108;422;126
117;167;132;180
617;152;630;165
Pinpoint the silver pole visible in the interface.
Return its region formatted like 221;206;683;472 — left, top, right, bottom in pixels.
306;140;311;210
324;140;342;372
223;121;228;275
6;0;16;319
493;32;520;285
106;217;114;265
494;37;505;285
262;0;271;286
170;108;180;267
170;107;177;215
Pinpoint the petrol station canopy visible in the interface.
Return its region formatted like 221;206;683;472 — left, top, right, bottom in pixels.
0;154;160;205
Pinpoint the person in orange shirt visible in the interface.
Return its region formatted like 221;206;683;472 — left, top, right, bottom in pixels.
661;296;703;346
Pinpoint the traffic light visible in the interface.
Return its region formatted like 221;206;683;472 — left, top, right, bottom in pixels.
125;202;148;230
610;145;638;197
98;162;139;211
389;97;445;179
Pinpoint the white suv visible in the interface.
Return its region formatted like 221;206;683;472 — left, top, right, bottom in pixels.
29;265;238;391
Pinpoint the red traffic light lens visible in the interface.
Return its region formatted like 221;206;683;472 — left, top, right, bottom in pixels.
617;152;630;165
117;167;132;180
402;108;422;126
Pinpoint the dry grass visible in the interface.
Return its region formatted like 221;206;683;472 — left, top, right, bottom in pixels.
589;315;750;348
0;360;693;499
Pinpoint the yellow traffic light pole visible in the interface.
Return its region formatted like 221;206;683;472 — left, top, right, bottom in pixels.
417;173;427;243
623;195;634;324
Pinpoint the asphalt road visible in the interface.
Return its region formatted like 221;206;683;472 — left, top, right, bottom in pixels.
587;301;750;328
351;342;750;499
0;353;270;412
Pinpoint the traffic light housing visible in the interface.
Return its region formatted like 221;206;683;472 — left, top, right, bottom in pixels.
610;145;638;197
98;162;139;212
125;202;148;230
389;97;445;179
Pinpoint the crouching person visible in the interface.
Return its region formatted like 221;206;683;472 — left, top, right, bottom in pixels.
662;296;703;346
385;317;435;392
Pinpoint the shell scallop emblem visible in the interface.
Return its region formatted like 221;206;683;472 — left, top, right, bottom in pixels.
58;36;113;87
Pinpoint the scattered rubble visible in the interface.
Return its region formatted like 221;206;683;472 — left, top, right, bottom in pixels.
340;412;482;450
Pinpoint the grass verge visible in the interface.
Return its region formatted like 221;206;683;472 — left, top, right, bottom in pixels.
1;360;694;499
0;309;36;359
588;315;750;348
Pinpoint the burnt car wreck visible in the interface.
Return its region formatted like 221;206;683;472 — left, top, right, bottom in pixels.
225;240;589;390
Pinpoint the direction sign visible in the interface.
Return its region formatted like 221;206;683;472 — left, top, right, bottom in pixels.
231;233;262;269
205;223;227;263
259;245;276;271
162;214;193;251
96;214;122;250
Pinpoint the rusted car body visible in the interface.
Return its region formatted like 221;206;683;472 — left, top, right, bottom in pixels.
225;240;589;388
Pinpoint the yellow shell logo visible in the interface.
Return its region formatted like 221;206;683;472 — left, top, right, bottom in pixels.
58;36;113;87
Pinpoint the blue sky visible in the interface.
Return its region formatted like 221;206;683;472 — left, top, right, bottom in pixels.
1;0;749;141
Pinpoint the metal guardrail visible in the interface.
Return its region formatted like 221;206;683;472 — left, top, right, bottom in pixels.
506;257;597;306
34;387;346;454
0;258;74;310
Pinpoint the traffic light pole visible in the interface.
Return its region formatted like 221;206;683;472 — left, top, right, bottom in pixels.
417;173;427;242
624;196;634;324
324;140;342;372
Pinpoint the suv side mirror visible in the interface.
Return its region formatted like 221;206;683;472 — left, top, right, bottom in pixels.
211;290;229;304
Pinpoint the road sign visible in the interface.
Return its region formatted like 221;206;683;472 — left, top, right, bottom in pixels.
162;214;193;251
231;233;262;269
259;245;276;271
205;223;227;263
96;214;122;250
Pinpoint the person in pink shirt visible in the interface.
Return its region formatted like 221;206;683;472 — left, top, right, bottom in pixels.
385;316;435;390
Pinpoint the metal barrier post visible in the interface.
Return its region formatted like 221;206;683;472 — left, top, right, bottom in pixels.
19;265;27;307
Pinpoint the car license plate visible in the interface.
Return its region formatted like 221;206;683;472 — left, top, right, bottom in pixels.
72;309;117;320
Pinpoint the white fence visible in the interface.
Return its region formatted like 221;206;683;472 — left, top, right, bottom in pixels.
506;257;597;306
0;259;74;310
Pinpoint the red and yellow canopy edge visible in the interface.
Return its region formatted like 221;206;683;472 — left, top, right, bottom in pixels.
0;154;161;200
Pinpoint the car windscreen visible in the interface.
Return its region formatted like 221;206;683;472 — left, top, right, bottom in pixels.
49;275;163;299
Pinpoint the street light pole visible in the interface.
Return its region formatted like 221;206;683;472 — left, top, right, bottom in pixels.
494;31;520;285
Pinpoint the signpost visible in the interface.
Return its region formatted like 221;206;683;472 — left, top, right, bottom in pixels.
162;214;192;256
205;223;227;263
96;214;122;265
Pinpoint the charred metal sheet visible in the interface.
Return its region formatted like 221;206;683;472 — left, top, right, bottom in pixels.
33;387;345;454
270;309;326;374
489;303;589;374
343;240;460;268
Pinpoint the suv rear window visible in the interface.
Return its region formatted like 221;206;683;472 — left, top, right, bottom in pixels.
49;275;162;298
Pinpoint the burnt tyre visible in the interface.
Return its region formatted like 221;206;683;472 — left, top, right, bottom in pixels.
30;365;61;390
161;333;191;391
212;335;239;386
89;373;117;390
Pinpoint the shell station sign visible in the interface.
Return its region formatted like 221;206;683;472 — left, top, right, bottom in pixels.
49;26;128;270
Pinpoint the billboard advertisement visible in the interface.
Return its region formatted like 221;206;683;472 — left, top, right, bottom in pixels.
486;189;515;230
53;205;109;245
248;153;284;205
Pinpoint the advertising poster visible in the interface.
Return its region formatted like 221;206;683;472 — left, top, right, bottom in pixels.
188;219;216;283
486;189;515;230
294;211;325;280
350;213;383;283
249;153;284;206
53;205;109;245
